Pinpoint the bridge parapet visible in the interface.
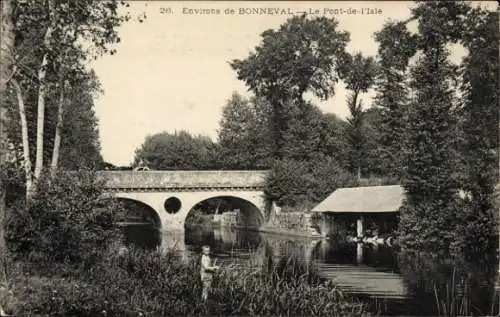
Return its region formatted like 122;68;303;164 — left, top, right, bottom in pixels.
97;170;269;191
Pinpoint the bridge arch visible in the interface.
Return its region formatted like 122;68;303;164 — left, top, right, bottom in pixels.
186;195;265;229
108;190;266;231
96;196;163;249
114;197;162;229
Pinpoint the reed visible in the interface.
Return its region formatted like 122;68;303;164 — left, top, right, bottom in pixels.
433;268;469;316
433;266;498;317
8;246;371;316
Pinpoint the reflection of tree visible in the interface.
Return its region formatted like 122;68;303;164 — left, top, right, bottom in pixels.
184;226;262;251
260;238;323;285
192;198;232;214
118;199;160;228
187;197;264;229
398;250;497;316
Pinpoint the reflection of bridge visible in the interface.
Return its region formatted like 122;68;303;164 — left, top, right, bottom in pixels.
98;170;269;231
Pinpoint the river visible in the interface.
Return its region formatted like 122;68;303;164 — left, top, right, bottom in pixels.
123;224;499;316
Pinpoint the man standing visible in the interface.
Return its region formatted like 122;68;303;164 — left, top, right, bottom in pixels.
200;245;219;302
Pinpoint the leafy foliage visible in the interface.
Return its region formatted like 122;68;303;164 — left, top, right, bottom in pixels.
402;44;457;205
344;96;365;178
6;170;123;265
231;14;349;101
4;0;132;198
373;21;418;178
215;90;353;211
341;53;378;94
395;1;499;252
134;131;220;170
341;53;378;178
217;92;273;169
231;14;349;158
58;71;104;170
6;71;104;171
456;7;499;252
264;157;354;210
397;199;461;251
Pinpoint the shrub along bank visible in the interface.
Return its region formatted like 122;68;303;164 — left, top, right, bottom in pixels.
6;248;371;317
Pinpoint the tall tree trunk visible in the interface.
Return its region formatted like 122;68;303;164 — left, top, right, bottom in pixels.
12;79;33;197
50;80;68;174
33;0;55;182
0;0;15;286
33;52;49;181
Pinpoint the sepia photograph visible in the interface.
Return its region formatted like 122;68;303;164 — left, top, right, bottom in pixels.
0;0;499;316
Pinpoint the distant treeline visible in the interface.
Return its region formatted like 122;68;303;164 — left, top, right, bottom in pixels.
131;2;498;253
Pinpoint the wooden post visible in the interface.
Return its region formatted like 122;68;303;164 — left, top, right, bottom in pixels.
321;238;329;260
356;215;364;238
320;213;327;237
356;242;363;264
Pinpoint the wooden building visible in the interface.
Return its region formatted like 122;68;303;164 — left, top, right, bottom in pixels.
311;185;405;239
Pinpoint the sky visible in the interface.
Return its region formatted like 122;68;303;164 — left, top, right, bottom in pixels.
91;1;496;166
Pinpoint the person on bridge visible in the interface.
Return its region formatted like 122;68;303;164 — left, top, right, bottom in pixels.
200;245;219;302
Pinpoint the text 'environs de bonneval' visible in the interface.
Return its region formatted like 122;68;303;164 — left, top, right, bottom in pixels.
159;6;383;16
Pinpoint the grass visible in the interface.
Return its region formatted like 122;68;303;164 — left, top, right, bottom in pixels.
433;268;469;316
432;266;500;317
4;246;371;317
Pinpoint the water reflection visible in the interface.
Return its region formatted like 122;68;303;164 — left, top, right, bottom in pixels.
124;224;499;316
122;224;161;249
398;250;499;316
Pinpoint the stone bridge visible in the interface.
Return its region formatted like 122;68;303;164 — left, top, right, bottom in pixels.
97;170;269;231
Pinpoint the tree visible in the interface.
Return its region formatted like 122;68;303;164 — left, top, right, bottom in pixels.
344;97;365;181
456;6;499;252
317;112;347;168
373;21;418;178
230;14;349;159
362;107;385;177
398;2;462;250
8;0;129;197
58;71;104;170
134;131;220;170
264;157;353;210
217;92;272;169
341;52;378;108
281;100;331;161
0;0;16;288
341;53;377;180
217;91;348;169
7;70;104;174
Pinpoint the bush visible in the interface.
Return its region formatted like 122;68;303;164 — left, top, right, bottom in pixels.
396;199;462;252
6;170;124;266
397;194;498;255
1;161;26;206
451;198;497;255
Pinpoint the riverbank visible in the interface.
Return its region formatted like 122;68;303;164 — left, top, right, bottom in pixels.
260;211;323;238
3;247;371;316
209;224;323;239
257;226;323;238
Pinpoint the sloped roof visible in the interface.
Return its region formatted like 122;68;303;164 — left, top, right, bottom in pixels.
312;185;405;213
